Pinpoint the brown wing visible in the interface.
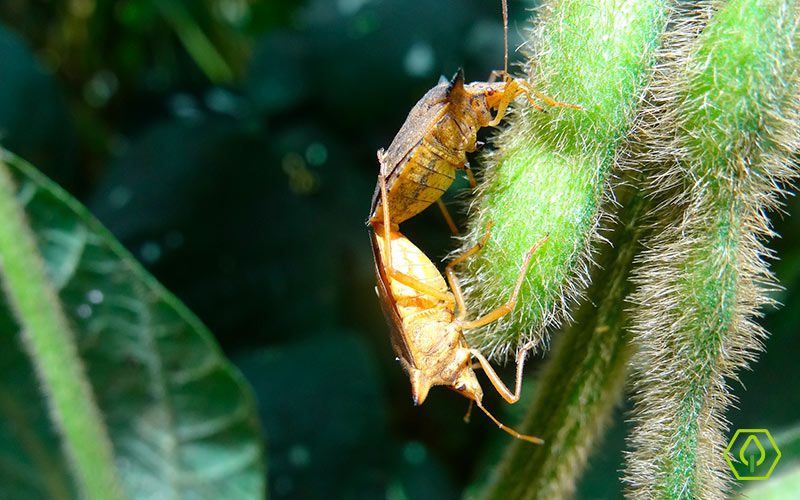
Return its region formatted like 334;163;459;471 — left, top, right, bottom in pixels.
370;229;417;369
381;70;465;181
382;82;450;179
367;82;451;223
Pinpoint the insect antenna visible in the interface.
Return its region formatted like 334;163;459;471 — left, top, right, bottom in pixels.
477;401;544;444
502;0;509;76
463;400;474;423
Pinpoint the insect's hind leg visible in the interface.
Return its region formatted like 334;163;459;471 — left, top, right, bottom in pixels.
377;172;452;302
377;171;394;269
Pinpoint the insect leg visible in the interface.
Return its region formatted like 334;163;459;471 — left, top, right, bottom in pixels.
378;172;394;267
458;235;549;329
468;346;530;404
464;161;477;188
435;199;460;236
445;224;493;320
463;400;474;423
378;172;453;302
488;79;542;127
390;270;453;302
517;80;583;110
487;69;509;84
431;162;477;236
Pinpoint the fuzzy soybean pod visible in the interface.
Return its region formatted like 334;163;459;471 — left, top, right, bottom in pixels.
625;1;800;498
480;185;650;499
458;0;670;359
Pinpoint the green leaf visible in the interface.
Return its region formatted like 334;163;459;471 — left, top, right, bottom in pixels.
0;150;264;499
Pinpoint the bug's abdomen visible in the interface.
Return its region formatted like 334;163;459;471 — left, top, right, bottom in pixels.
386;144;462;223
384;232;456;355
370;105;480;226
384;231;451;302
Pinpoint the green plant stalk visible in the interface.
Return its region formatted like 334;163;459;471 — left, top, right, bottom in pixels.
460;0;670;359
631;205;742;498
480;186;649;500
0;158;124;500
625;1;800;497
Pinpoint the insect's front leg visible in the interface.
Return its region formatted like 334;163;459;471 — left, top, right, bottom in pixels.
517;80;583;110
487;69;508;84
488;79;538;126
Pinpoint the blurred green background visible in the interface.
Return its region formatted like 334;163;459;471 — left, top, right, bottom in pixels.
1;1;797;498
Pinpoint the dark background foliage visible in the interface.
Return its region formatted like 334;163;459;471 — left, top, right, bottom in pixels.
1;1;797;498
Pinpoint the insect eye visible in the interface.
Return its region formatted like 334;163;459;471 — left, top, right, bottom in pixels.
456;383;466;391
487;89;495;96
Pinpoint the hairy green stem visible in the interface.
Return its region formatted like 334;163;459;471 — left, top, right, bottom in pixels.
625;1;800;497
481;186;650;500
460;0;670;359
0;157;124;500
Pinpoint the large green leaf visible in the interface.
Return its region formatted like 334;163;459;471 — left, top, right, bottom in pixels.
0;150;264;499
